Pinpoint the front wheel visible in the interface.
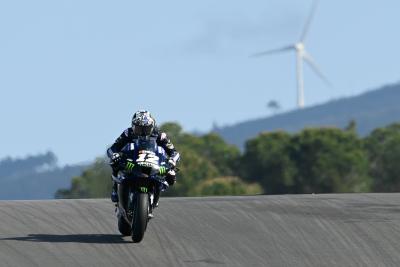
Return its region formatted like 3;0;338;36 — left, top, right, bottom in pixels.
131;193;149;243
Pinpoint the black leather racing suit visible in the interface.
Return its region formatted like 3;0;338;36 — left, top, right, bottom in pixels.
107;127;180;163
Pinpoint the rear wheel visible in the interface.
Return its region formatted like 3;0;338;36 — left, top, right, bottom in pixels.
131;193;149;243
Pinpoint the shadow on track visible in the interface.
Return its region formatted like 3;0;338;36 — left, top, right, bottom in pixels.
1;234;131;244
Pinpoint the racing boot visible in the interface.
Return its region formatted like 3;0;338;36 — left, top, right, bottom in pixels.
148;212;154;219
148;188;160;219
153;187;160;209
111;181;118;203
148;204;154;219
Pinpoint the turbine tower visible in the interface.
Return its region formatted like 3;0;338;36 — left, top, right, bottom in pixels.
251;0;330;108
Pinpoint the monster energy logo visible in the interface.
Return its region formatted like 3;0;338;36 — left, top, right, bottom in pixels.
159;166;167;175
125;162;135;172
138;162;154;167
139;187;148;193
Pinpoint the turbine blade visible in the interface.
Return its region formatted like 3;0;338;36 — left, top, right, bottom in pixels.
250;45;294;58
300;0;319;42
303;51;331;87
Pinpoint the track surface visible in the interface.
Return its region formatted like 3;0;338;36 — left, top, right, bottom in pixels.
1;194;400;266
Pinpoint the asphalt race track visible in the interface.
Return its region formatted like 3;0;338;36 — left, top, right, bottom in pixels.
1;194;400;266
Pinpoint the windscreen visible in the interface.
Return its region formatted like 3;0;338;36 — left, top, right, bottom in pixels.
135;137;157;152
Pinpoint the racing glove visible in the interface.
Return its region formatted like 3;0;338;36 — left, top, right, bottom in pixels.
166;170;176;186
111;153;122;164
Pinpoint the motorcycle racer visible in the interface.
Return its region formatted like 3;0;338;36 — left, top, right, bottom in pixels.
107;110;180;203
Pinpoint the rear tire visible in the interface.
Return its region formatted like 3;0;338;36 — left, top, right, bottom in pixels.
131;193;149;243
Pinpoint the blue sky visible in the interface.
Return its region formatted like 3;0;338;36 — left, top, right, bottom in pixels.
1;0;400;165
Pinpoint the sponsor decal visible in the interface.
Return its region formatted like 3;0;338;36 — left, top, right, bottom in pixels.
139;187;148;193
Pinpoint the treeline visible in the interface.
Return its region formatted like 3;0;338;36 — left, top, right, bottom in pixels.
56;122;400;198
0;151;57;177
55;123;261;198
0;152;85;200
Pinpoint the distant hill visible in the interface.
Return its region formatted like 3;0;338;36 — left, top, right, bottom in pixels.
0;152;86;200
215;83;400;148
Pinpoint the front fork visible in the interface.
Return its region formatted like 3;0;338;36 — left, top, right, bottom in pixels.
116;183;155;221
115;182;130;222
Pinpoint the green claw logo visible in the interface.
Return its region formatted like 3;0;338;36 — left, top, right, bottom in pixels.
125;162;135;172
159;166;166;175
139;187;148;193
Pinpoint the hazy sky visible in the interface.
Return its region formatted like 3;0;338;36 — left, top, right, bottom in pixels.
1;0;400;165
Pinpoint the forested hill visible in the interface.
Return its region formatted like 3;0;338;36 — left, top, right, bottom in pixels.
215;83;400;148
0;152;86;200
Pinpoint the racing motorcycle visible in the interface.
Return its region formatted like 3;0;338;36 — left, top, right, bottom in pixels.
111;137;173;243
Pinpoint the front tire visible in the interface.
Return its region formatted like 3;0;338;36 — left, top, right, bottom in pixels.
131;193;149;243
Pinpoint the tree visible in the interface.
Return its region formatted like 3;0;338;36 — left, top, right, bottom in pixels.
161;122;240;179
55;158;111;198
162;146;220;196
345;120;357;133
290;128;371;193
266;100;281;115
160;123;241;196
364;123;400;191
192;176;262;196
241;131;296;194
242;128;371;194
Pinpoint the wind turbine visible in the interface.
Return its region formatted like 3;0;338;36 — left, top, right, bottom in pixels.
251;0;330;108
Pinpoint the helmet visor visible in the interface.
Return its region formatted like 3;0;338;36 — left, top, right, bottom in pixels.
133;124;154;136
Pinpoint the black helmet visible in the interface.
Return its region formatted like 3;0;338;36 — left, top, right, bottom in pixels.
131;110;155;137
